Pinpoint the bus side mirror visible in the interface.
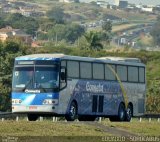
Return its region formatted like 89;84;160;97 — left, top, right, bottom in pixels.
60;67;67;90
61;72;66;81
60;67;66;82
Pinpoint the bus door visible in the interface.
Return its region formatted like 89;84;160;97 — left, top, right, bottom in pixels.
92;95;104;114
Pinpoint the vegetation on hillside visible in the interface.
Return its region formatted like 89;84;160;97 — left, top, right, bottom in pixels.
0;39;33;111
0;38;160;113
151;15;160;46
0;1;159;113
0;13;39;36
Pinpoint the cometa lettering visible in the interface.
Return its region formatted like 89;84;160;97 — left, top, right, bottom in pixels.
25;89;40;93
86;82;104;93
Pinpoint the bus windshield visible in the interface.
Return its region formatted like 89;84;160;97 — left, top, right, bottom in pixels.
12;65;59;92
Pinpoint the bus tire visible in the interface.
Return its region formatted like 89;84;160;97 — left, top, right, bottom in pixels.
27;114;39;121
125;104;133;122
65;101;77;121
117;103;126;121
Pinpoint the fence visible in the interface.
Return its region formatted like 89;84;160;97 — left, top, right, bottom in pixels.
0;112;160;122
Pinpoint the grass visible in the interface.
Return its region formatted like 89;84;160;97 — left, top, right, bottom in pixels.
146;59;160;80
112;24;138;33
0;119;159;136
0;121;107;137
0;120;109;142
102;119;160;137
138;35;153;46
0;117;159;142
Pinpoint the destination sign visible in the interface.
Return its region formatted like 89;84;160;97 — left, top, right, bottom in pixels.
18;61;34;65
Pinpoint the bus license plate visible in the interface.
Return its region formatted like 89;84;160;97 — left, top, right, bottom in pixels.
29;106;37;110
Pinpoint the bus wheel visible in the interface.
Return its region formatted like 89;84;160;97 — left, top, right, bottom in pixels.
65;101;77;121
27;114;39;121
117;103;126;121
125;104;133;122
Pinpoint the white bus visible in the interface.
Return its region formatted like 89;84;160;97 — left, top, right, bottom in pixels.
12;54;146;121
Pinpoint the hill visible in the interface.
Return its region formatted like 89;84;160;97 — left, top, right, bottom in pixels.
14;0;157;23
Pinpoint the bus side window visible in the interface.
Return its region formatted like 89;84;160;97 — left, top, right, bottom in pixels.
139;67;145;83
128;66;138;82
105;64;116;81
61;60;66;67
60;67;67;90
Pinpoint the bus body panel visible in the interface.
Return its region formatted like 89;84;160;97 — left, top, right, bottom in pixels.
59;79;145;116
59;79;124;116
12;54;146;119
12;80;145;116
12;92;59;113
123;83;146;116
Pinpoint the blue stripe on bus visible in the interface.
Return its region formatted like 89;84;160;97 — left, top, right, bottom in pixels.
12;92;59;105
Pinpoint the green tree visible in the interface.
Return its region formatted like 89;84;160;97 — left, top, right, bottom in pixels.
150;22;160;46
46;7;65;24
146;80;160;113
74;0;79;2
102;20;112;44
48;24;66;41
0;17;5;28
65;24;85;43
47;24;85;43
84;31;103;50
0;39;30;111
6;13;39;36
102;20;112;33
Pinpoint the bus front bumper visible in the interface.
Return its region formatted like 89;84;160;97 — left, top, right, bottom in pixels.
12;105;58;113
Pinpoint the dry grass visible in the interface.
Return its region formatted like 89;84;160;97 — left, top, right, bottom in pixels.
0;119;160;137
112;24;138;33
0;121;107;136
139;35;153;46
0;119;159;142
102;119;160;136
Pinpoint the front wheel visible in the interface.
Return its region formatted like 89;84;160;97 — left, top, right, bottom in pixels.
27;114;39;121
65;101;78;121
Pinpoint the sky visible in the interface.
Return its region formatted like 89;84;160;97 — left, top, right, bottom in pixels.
80;0;160;6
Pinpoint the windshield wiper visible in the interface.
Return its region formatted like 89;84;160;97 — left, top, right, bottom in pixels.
38;84;47;93
22;77;34;92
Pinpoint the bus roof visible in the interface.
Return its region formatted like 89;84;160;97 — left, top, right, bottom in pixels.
15;54;145;67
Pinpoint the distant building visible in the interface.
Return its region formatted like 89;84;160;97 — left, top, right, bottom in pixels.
141;7;153;13
97;0;109;8
119;0;128;9
114;0;119;6
8;0;16;2
0;26;32;45
59;0;74;2
20;9;32;17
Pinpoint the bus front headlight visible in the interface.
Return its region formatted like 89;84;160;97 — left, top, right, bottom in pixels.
12;99;22;104
43;99;58;105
